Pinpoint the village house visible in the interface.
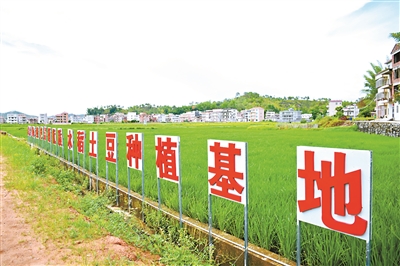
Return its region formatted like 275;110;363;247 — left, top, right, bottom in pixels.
279;108;302;122
55;112;68;123
375;43;400;121
327;100;342;116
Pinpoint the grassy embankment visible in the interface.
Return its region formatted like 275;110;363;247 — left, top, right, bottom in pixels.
0;134;214;265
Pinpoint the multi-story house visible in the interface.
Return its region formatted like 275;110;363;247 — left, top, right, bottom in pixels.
279;108;302;122
39;113;48;124
0;117;5;123
6;114;18;123
343;105;359;118
201;110;212;122
127;112;139;122
55;112;68;123
85;115;95;124
221;109;238;122
248;107;264;122
18;114;27;124
265;111;279;121
376;43;400;120
210;109;223;122
327;100;342;116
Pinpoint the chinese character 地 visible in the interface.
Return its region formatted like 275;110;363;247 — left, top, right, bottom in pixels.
208;141;245;203
297;150;367;236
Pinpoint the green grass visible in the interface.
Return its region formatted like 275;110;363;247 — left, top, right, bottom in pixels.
2;122;400;265
0;134;214;265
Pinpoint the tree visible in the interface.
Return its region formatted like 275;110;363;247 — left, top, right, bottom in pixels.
362;61;383;99
389;32;400;43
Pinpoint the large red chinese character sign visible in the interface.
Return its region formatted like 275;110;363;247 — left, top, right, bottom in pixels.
89;131;98;158
127;133;143;170
155;135;180;183
52;128;57;145
57;128;63;147
67;129;74;151
208;140;247;205
105;132;117;163
297;146;372;241
77;130;85;154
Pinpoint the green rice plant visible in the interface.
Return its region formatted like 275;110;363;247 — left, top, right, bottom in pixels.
5;122;400;265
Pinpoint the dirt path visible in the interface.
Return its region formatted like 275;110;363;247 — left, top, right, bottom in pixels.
0;155;160;265
1;155;73;265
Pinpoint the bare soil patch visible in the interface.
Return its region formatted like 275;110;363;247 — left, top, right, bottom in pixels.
0;155;160;265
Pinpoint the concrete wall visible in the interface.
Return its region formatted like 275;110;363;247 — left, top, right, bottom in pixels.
355;121;400;137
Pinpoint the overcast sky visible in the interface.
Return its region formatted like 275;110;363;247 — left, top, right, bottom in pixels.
1;0;399;116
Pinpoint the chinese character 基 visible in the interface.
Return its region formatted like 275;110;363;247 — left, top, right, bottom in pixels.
208;140;247;205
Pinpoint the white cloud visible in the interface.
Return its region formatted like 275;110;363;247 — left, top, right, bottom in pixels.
0;0;398;116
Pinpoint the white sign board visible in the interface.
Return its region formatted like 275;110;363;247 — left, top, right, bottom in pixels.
297;146;372;241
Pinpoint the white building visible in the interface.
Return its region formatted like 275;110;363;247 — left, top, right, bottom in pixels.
279;108;302;122
328;100;343;116
6;114;18;124
265;111;278;121
249;107;264;122
85;115;95;124
301;114;313;121
39;113;48;124
127;112;139;122
343;105;359;118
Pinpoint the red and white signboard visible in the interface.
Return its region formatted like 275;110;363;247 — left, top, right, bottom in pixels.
126;133;143;170
67;129;74;151
57;128;63;147
77;130;85;154
27;126;31;137
89;131;98;158
155;135;180;183
105;132;117;163
208;140;247;205
36;126;39;139
297;146;372;241
47;128;51;143
43;127;47;140
52;128;57;144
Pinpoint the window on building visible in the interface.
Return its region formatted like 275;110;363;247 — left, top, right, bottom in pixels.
394;52;400;64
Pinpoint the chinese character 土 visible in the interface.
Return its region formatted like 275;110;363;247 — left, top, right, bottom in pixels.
67;129;74;150
208;141;246;204
127;133;142;170
77;130;85;154
89;131;98;158
297;150;367;236
105;132;117;163
155;136;179;182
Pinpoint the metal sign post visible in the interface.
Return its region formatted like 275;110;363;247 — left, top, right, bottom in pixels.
296;146;372;266
207;140;248;265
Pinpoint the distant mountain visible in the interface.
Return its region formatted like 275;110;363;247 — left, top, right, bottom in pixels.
0;111;38;119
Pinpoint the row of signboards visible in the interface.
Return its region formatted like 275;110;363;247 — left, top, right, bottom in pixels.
27;126;372;264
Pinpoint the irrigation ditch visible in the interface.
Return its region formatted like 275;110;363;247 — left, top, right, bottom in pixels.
19;135;296;266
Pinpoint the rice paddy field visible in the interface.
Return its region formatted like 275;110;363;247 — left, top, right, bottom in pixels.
3;122;400;265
